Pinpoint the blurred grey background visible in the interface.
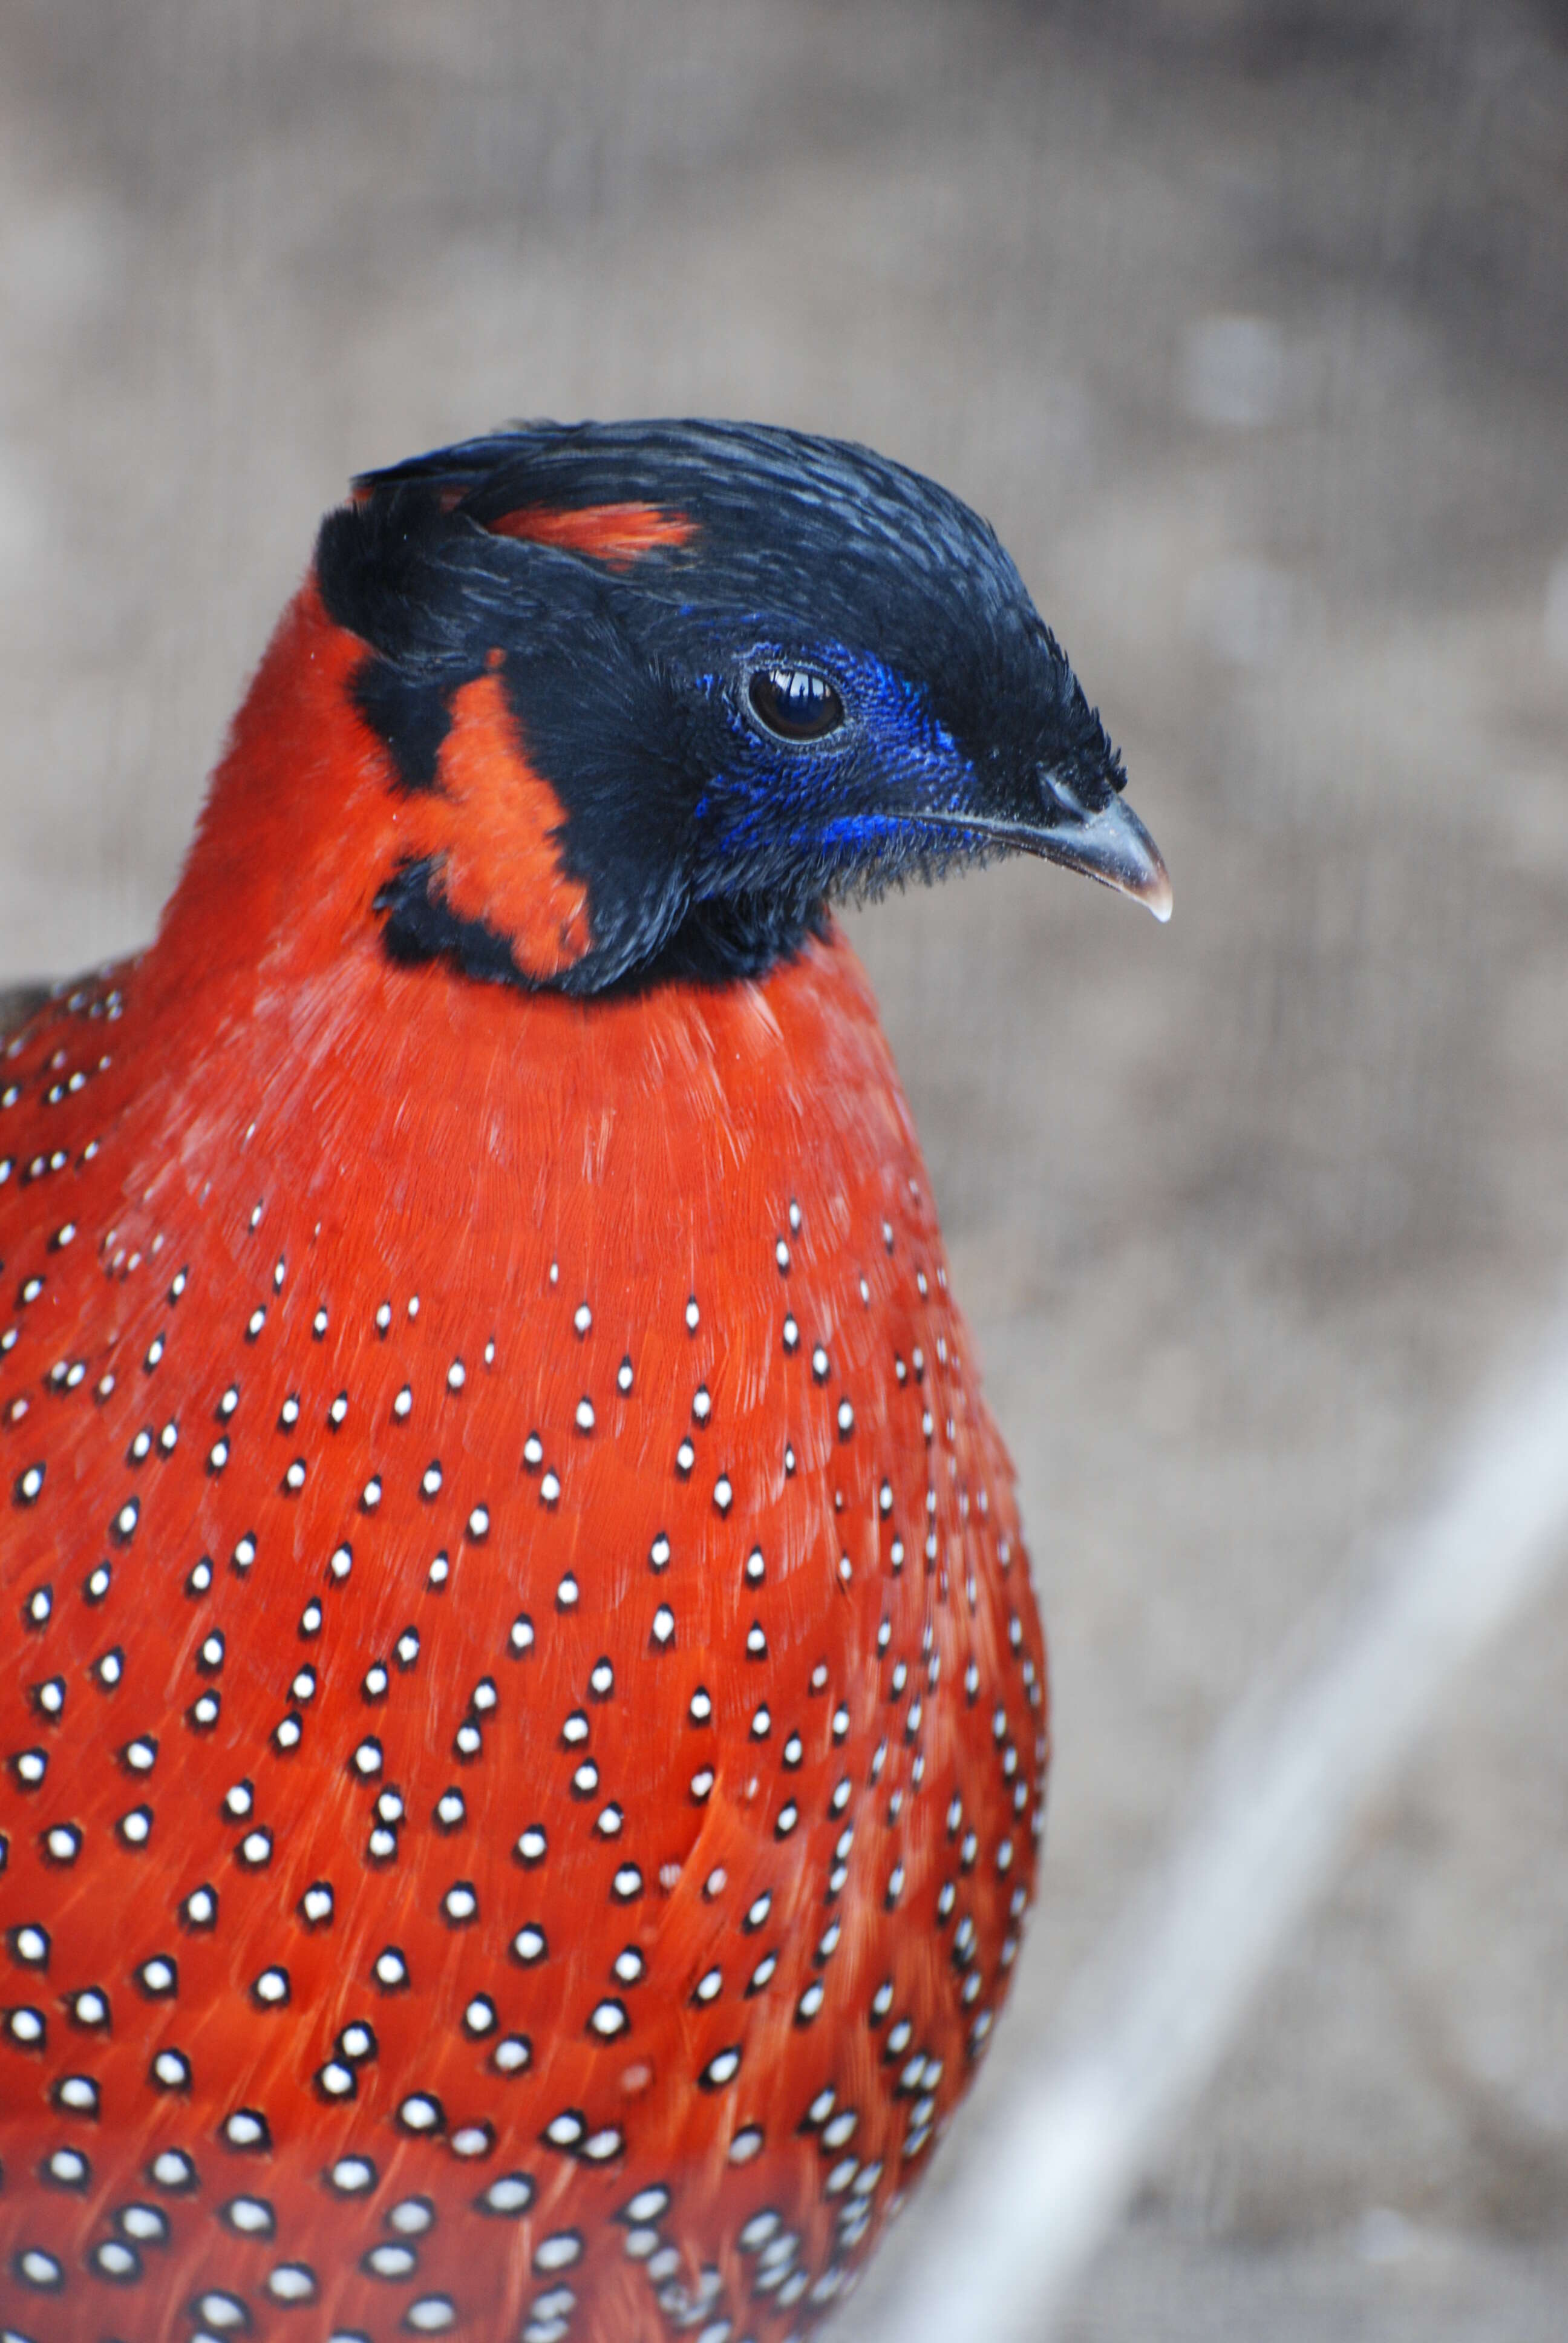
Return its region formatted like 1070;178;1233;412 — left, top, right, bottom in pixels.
5;1;1568;2333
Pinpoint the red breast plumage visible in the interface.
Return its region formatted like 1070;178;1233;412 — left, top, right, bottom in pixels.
0;422;1166;2343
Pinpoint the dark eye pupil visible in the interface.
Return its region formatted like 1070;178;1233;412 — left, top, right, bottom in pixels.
747;666;844;742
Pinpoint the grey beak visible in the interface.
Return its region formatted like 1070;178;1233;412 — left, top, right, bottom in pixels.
1026;788;1172;922
934;790;1173;922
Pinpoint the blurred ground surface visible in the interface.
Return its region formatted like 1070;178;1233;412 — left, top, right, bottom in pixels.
4;1;1568;2333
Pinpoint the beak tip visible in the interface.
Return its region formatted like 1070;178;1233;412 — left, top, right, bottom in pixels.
1080;794;1172;925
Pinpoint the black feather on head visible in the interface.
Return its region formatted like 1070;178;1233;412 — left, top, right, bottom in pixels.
318;419;1166;995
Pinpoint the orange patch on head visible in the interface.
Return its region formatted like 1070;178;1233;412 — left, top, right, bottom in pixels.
402;667;591;981
485;500;695;568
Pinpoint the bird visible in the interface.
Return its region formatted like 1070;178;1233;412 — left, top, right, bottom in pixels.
0;418;1168;2343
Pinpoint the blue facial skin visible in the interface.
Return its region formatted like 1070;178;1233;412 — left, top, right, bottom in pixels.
693;643;982;896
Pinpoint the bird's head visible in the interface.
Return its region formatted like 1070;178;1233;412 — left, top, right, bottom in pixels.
295;419;1168;994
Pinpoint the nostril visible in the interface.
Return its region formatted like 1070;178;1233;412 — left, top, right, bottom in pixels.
1036;768;1091;825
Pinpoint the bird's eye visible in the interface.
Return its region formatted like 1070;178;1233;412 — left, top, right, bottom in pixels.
745;666;845;743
